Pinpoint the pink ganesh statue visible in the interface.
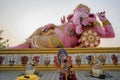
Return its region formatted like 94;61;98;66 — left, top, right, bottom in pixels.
11;4;115;48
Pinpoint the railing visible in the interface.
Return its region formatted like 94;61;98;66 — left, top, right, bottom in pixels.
0;47;120;71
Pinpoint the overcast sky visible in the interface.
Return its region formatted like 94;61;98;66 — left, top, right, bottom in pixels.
0;0;120;47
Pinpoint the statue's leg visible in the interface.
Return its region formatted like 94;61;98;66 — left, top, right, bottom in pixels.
30;35;60;48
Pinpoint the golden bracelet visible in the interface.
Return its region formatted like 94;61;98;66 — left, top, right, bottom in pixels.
102;20;111;27
93;21;100;27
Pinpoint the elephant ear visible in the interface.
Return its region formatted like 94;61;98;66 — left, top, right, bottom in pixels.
79;30;100;48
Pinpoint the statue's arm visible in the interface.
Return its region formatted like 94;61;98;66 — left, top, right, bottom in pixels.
28;23;56;39
93;12;115;38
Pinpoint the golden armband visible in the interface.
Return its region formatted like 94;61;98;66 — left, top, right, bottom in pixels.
102;20;111;27
93;21;100;27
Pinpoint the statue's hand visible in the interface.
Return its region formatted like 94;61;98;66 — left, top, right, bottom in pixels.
42;24;55;32
97;11;108;22
42;25;49;32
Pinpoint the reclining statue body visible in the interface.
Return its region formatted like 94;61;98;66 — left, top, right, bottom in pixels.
11;4;115;48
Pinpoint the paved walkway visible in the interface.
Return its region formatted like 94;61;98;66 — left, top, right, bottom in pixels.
0;71;120;80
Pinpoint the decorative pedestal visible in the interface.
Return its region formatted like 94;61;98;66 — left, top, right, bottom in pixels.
0;47;120;71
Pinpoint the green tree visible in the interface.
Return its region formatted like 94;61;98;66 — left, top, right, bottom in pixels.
0;30;9;49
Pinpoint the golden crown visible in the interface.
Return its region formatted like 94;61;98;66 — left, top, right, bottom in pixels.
75;4;90;12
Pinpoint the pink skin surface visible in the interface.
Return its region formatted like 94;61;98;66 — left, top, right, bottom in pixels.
84;12;115;38
64;9;115;38
61;7;90;35
96;12;115;38
10;5;115;48
55;23;78;48
59;7;115;47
